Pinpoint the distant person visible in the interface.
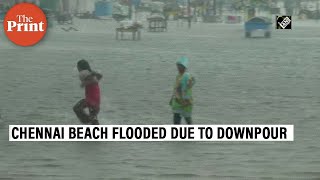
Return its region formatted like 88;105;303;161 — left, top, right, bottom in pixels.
73;59;102;125
169;57;195;124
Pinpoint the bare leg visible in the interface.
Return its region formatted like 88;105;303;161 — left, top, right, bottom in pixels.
73;99;91;124
88;106;100;125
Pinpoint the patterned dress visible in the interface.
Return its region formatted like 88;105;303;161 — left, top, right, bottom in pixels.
170;72;195;118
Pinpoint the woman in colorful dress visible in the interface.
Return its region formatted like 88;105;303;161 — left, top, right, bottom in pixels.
170;56;195;125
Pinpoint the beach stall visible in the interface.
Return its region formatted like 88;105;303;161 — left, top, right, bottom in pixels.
244;16;272;38
147;14;167;32
116;21;143;41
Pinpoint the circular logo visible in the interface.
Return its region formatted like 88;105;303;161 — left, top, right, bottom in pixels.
4;3;47;46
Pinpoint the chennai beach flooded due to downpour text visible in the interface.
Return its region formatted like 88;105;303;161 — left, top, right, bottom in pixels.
9;125;293;141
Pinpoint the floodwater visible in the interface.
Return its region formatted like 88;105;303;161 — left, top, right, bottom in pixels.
0;19;320;179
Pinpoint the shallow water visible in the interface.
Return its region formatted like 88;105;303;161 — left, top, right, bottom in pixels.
0;20;320;179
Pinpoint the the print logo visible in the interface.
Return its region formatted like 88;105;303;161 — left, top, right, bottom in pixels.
4;3;47;46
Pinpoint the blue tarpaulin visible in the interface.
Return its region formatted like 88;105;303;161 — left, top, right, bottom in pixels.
95;1;113;16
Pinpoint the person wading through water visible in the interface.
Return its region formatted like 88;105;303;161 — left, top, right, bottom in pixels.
73;59;102;125
169;56;195;124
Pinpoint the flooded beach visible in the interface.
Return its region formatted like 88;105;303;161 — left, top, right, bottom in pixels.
0;19;320;179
